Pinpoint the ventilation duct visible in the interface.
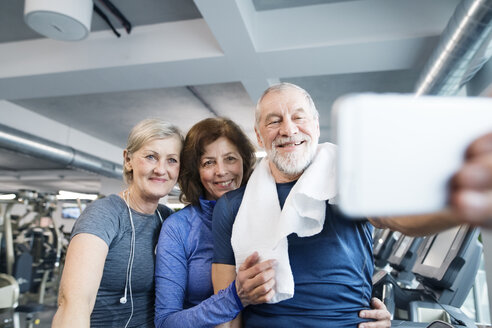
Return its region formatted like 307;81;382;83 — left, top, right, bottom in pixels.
24;0;93;41
415;0;492;96
0;124;123;179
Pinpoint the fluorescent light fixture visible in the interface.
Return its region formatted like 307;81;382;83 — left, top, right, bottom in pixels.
57;190;98;200
167;202;185;210
255;151;266;158
0;193;16;200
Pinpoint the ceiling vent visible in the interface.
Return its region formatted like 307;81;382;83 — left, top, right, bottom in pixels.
24;0;93;41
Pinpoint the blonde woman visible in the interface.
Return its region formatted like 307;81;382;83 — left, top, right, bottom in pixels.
53;119;183;328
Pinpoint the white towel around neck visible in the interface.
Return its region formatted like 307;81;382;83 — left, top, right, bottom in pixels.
231;142;338;303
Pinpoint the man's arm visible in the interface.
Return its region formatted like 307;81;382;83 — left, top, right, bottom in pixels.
212;263;237;294
213;252;276;304
212;253;276;328
212;263;241;328
212;194;276;327
212;192;244;328
368;210;461;237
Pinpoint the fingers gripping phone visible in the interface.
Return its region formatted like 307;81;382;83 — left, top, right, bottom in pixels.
332;94;492;217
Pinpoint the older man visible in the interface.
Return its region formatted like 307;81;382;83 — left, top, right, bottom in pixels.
211;83;482;327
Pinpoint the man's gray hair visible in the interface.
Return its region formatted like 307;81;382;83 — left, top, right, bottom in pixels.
255;82;319;128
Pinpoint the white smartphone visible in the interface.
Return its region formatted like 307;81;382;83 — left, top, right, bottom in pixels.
332;93;492;217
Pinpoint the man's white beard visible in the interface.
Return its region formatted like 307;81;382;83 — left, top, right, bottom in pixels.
267;134;317;177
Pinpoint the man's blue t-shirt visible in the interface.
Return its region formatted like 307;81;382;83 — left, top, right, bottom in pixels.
213;181;374;327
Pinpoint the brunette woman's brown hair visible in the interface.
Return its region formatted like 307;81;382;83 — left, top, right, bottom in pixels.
179;117;256;206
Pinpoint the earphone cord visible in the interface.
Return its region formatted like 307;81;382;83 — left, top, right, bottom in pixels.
124;213;135;328
122;190;162;328
123;190;135;328
122;229;132;300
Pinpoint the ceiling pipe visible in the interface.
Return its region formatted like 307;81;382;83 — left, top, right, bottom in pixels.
186;86;219;117
415;0;492;96
0;124;123;179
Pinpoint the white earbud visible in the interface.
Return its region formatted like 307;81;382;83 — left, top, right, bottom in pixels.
121;264;129;304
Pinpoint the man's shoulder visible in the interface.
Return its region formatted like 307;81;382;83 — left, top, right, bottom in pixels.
213;186;246;224
219;185;246;206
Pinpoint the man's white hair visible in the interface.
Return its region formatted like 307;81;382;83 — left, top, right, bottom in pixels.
255;82;319;129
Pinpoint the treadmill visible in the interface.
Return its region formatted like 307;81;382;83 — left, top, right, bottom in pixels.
373;225;482;328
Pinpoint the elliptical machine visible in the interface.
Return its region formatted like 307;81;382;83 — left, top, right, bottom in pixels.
0;190;66;328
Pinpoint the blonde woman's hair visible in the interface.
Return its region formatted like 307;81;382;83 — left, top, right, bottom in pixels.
123;119;183;184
